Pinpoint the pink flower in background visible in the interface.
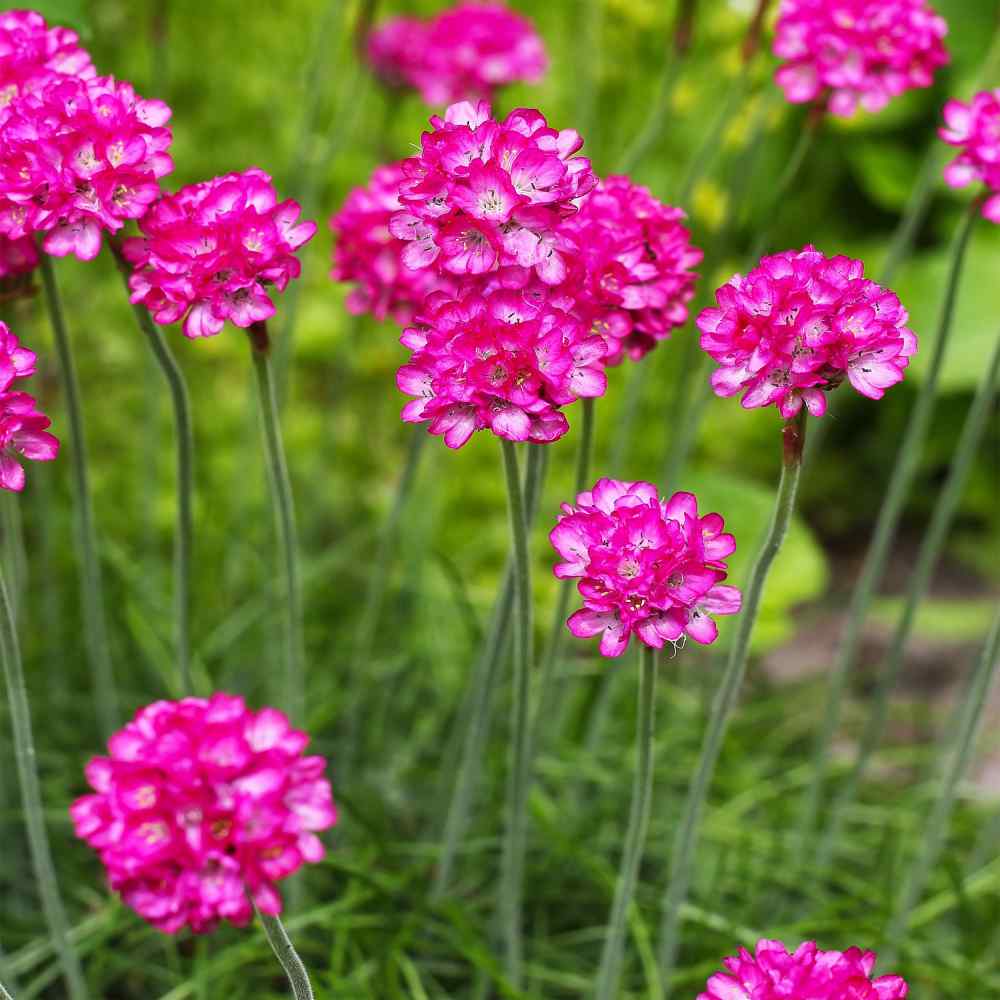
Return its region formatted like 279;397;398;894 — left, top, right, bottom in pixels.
940;90;1000;222
70;693;337;935
562;175;702;364
699;939;908;1000
698;247;917;418
0;320;36;389
550;479;740;657
0;9;94;106
0;74;173;260
773;0;948;117
0;233;38;280
123;168;316;338
330;160;455;323
367;2;546;105
0;390;59;492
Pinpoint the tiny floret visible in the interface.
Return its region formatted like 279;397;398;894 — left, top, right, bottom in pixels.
940;90;1000;223
0;9;94;107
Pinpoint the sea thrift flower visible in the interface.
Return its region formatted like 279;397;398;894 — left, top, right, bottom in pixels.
698;247;917;418
550;479;740;657
940;89;1000;222
124;168;316;338
367;2;546;106
330;160;454;323
0;233;38;280
70;693;337;934
0;9;94;107
773;0;948;117
562;175;702;363
0;390;58;492
699;939;908;1000
0;320;36;389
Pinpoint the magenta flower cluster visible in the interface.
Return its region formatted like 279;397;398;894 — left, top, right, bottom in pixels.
940;89;1000;223
70;694;337;934
698;247;917;418
367;1;546;106
549;479;741;657
0;8;94;106
124;168;316;338
699;939;908;1000
773;0;948;117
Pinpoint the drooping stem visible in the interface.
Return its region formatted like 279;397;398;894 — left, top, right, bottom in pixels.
594;645;659;1000
258;911;315;1000
247;322;305;725
794;201;980;861
37;251;118;737
0;564;88;1000
815;331;1000;872
657;411;806;986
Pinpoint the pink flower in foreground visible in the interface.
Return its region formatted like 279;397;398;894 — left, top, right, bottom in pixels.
124;169;316;338
0;74;173;260
698;247;917;418
70;693;337;934
562;175;702;364
0;9;94;107
940;90;1000;222
773;0;948;117
550;479;740;657
700;939;908;1000
0;233;38;280
330;161;454;323
0;320;36;389
0;390;59;492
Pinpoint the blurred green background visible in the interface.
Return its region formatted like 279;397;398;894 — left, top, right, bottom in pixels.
2;0;999;996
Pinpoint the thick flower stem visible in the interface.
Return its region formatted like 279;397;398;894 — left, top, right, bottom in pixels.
247;323;305;726
111;243;194;694
794;201;980;864
0;564;88;1000
657;411;806;986
815;331;1000;873
594;645;659;1000
258;911;315;1000
0;977;12;1000
38;252;118;737
499;439;535;988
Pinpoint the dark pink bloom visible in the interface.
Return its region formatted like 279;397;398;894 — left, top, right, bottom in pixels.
940;90;1000;223
0;233;38;279
123;169;316;338
698;247;917;418
0;319;36;389
550;479;740;657
70;694;337;935
699;939;908;1000
0;9;94;107
773;0;948;117
562;175;702;364
0;74;173;260
0;390;59;492
367;2;546;105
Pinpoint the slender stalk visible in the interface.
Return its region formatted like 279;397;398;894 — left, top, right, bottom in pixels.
1;497;25;620
657;412;806;985
499;439;535;987
247;323;305;725
0;565;88;1000
594;646;659;1000
37;251;118;737
794;201;980;861
815;331;1000;872
258;911;314;1000
882;607;1000;963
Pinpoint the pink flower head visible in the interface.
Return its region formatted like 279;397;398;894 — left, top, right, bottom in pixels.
390;100;596;287
0;233;38;279
330;160;455;323
698;247;917;418
940;90;1000;223
367;2;546;106
123;169;316;338
0;320;36;390
0;74;173;260
562;175;702;364
0;390;59;492
0;9;95;108
773;0;948;117
70;693;337;935
699;939;908;1000
550;479;740;657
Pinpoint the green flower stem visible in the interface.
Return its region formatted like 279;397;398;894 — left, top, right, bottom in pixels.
258;911;315;1000
247;323;305;725
794;200;980;861
0;564;88;1000
815;330;1000;873
0;979;12;1000
594;645;659;1000
37;251;118;737
882;606;1000;964
657;411;806;985
1;497;25;620
111;243;194;695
